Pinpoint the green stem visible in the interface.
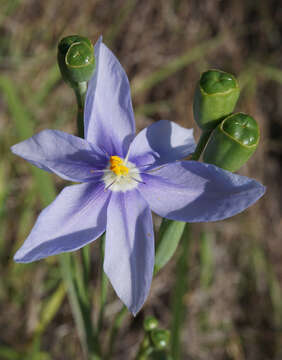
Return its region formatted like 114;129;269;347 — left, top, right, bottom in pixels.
168;130;213;357
170;225;190;360
168;132;212;357
73;82;91;294
198;231;214;332
191;129;212;161
98;234;108;332
73;81;87;138
81;245;91;294
69;80;102;359
199;231;214;288
106;306;128;359
135;334;152;360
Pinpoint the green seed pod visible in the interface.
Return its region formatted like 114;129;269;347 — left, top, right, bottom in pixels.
57;35;95;85
150;329;170;351
144;316;159;332
203;113;260;172
193;69;240;130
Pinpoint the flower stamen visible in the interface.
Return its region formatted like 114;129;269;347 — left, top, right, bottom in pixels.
110;156;129;176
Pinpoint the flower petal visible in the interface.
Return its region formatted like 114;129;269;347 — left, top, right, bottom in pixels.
104;190;154;315
11;130;106;182
139;161;265;222
128;120;196;166
14;183;109;262
84;37;135;157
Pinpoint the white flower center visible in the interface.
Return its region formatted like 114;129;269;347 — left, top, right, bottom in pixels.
102;155;141;192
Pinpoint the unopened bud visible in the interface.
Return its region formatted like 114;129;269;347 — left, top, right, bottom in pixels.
193;69;240;130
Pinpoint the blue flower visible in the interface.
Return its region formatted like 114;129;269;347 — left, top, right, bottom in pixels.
11;37;265;315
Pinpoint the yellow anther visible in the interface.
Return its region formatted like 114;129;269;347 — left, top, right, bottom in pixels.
110;156;123;165
110;156;129;176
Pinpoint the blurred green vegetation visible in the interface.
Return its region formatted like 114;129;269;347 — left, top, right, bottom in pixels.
0;0;282;359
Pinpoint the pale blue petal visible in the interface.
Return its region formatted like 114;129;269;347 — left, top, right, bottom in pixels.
14;183;109;262
139;161;265;222
128;120;196;166
84;37;135;157
104;190;154;315
11;130;106;182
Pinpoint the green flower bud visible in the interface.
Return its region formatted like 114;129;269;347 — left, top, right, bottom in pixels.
203;113;260;172
193;69;240;130
57;35;95;85
150;329;170;351
144;316;159;332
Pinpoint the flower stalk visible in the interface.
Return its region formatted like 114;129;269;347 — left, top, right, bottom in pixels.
191;129;213;161
73;81;87;138
57;35;100;360
97;234;108;333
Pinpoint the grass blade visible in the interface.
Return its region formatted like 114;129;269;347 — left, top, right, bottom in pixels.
35;282;66;335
